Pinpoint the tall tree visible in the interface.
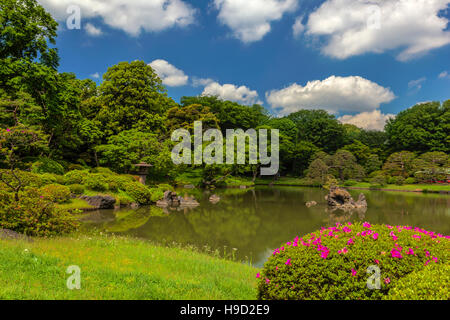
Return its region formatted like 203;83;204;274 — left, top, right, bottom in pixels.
288;110;345;153
95;61;177;137
385;101;450;153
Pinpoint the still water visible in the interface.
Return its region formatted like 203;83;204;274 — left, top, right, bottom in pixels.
81;186;450;267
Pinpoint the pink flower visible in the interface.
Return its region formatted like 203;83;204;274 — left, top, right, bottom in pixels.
363;222;371;228
391;248;403;259
266;278;270;284
412;234;421;239
285;259;292;266
351;269;357;277
342;226;352;233
374;259;380;264
321;250;329;259
338;247;348;254
256;273;260;278
6;128;11;132
432;256;438;263
406;248;415;255
372;233;379;240
347;238;354;245
384;278;390;284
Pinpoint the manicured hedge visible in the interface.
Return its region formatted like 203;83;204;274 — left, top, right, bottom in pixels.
385;264;449;300
257;222;449;300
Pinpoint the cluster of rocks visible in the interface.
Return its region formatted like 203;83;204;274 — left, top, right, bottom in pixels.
325;186;367;212
156;191;199;209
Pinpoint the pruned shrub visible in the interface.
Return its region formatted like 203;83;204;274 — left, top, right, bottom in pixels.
393;176;405;186
63;170;89;185
405;177;416;184
31;158;65;175
149;188;164;202
257;223;449;300
385;264;449;300
123;182;153;205
370;175;387;188
69;184;85;195
343;180;358;186
39;184;71;203
84;174;109;192
0;188;79;236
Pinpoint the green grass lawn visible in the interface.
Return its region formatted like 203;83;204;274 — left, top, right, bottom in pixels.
55;198;95;211
255;177;450;192
0;236;258;300
346;182;450;192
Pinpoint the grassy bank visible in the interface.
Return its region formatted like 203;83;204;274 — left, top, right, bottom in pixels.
255;177;450;193
0;235;258;300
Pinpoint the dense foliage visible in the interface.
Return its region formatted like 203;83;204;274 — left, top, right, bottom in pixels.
257;222;449;300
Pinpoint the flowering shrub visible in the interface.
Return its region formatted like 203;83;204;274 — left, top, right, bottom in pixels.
385;264;449;300
0;188;79;236
257;222;449;300
39;184;71;203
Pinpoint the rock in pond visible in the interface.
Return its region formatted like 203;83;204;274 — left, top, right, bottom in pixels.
209;194;221;204
305;201;317;208
325;186;367;212
157;191;199;209
80;195;116;209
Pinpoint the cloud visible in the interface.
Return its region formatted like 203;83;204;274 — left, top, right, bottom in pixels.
85;23;103;36
149;59;189;87
305;0;450;61
202;81;262;105
90;72;100;79
438;71;450;79
213;0;298;43
266;75;395;115
292;16;305;37
339;110;395;131
192;77;216;87
408;77;426;91
38;0;196;36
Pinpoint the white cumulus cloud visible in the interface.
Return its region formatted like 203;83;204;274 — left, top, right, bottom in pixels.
202;82;262;105
192;77;216;87
339;110;395;131
38;0;196;36
214;0;299;43
305;0;450;61
85;23;103;36
266;75;395;115
438;71;450;79
408;77;427;91
149;59;189;87
292;16;305;37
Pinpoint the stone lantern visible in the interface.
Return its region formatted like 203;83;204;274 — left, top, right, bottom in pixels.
134;162;152;185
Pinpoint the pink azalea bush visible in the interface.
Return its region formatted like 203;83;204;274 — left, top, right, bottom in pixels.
257;222;449;300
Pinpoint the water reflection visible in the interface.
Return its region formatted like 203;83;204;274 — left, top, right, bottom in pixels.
82;186;450;267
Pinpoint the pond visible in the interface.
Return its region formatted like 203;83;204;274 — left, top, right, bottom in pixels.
80;186;450;267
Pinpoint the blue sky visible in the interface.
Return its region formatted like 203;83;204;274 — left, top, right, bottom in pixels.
38;0;450;130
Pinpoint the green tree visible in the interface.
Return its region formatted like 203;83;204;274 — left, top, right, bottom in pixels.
383;151;416;177
288;110;345;152
180;96;268;131
385;101;450;153
95;61;177;136
412;151;449;182
167;104;220;132
96;129;176;180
